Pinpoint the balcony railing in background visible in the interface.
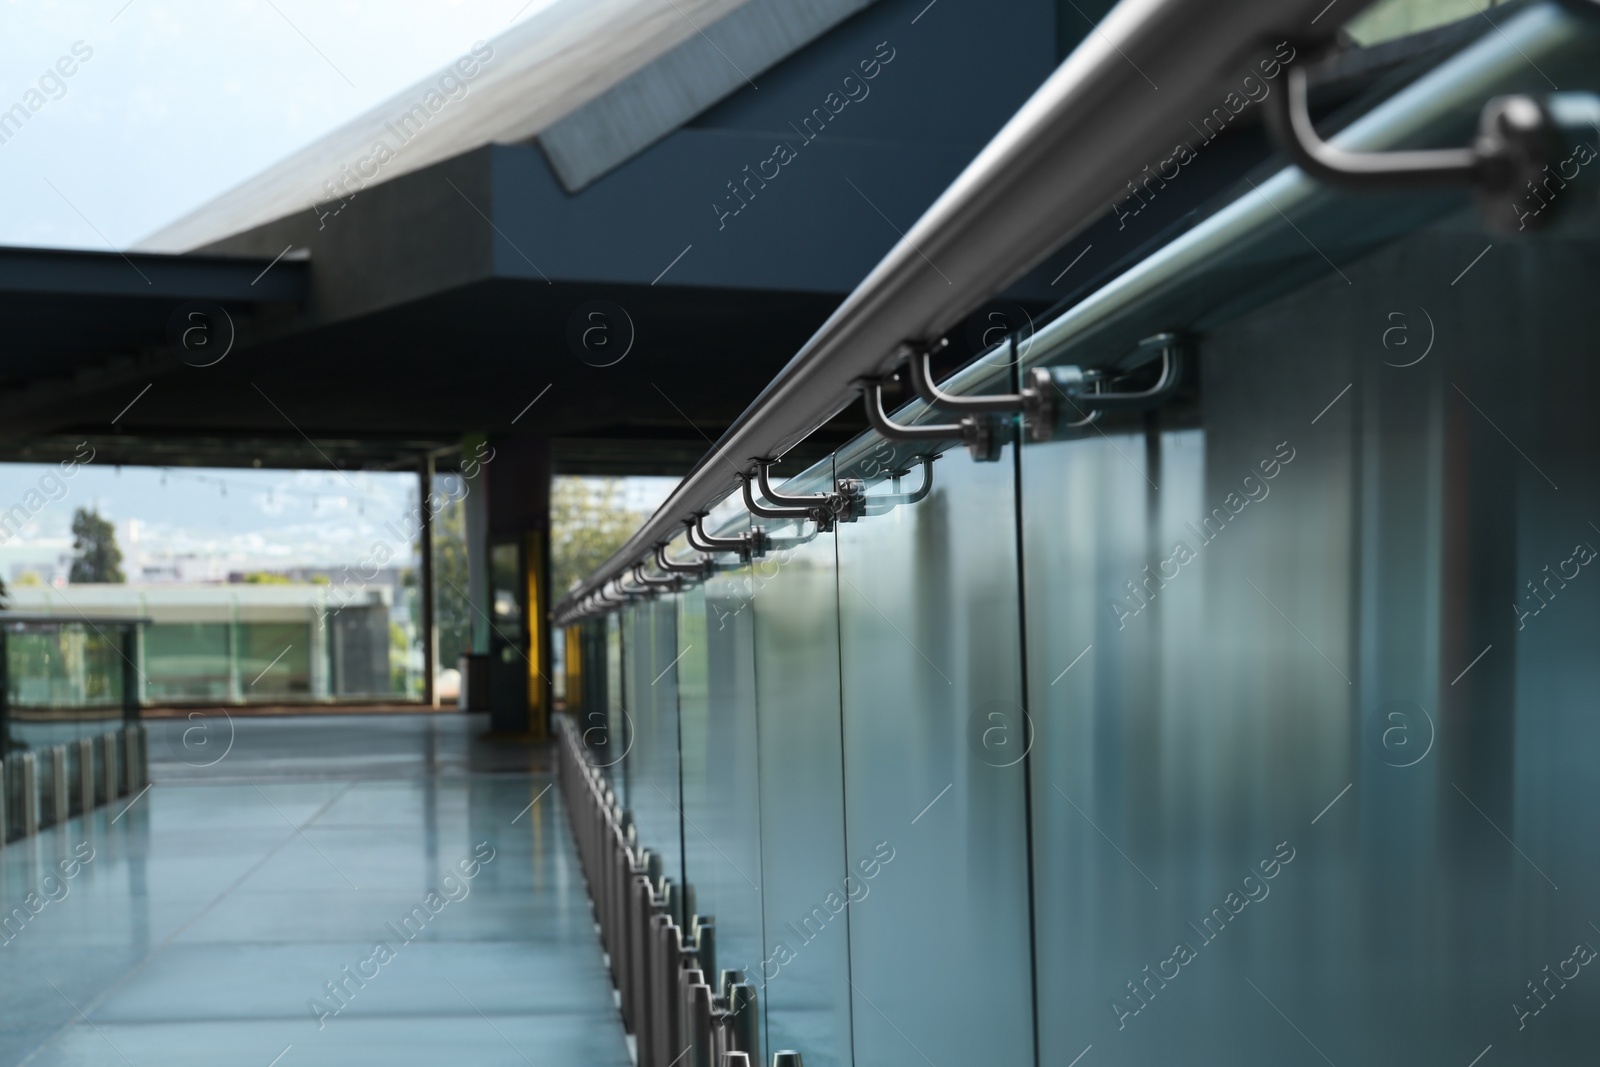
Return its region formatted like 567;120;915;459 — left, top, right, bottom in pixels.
0;614;150;844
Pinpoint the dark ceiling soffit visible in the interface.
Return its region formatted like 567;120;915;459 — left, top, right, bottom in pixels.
0;245;308;303
0;433;459;472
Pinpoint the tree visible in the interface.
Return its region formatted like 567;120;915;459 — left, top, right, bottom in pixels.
430;492;474;672
550;477;644;596
409;477;641;677
69;508;124;583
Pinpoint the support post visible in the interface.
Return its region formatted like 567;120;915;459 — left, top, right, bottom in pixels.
419;453;438;708
121;621;140;721
0;626;9;759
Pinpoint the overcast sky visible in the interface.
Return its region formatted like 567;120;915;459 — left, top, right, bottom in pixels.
0;0;556;249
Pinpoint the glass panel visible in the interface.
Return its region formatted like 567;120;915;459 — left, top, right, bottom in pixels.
3;622;127;752
607;611;629;809
238;622;313;696
835;446;1035;1066
624;598;684;903
678;564;766;1057
751;491;853;1067
144;622;232;701
1023;200;1600;1064
1020;425;1210;1062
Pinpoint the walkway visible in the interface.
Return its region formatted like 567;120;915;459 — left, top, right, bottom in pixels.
0;714;628;1066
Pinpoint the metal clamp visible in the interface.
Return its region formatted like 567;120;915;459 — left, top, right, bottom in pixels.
862;379;1003;461
907;340;1080;442
685;516;768;562
1264;55;1600;232
1027;332;1186;440
740;465;863;533
755;458;866;526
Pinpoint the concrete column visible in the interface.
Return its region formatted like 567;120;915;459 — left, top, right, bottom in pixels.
484;434;552;738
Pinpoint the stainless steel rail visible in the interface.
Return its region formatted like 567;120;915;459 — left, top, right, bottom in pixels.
553;0;1368;624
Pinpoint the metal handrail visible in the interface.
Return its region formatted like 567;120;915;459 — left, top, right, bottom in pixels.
553;0;1382;623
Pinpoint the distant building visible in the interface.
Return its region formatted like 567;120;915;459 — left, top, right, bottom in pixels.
6;583;400;704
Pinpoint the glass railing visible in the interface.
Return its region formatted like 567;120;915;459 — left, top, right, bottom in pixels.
558;5;1600;1065
1;614;140;757
1;615;149;843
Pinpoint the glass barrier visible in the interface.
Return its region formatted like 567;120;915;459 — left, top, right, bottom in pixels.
2;616;137;757
558;9;1600;1063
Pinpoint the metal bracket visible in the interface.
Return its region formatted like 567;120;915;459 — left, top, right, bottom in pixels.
863;454;936;516
862;378;1003;461
907;339;1034;416
741;472;828;530
1264;55;1600;232
630;563;679;593
615;573;652;598
685;515;768;561
655;542;709;579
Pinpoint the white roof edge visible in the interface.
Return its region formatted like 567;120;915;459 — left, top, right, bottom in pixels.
135;0;751;253
539;0;880;193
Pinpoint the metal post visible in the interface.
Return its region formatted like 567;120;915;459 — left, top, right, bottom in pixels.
102;732;119;801
0;626;9;760
19;752;38;837
684;972;714;1067
78;736;95;812
121;621;140;721
48;745;67;828
419;453;438;708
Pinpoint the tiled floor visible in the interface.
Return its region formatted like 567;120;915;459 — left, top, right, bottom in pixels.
0;713;629;1067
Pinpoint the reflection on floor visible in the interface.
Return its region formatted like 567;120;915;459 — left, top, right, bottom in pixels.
0;713;629;1067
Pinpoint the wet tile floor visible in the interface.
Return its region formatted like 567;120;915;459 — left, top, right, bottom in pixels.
0;713;629;1066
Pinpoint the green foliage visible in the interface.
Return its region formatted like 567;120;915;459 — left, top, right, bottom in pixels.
550;478;644;597
411;476;643;676
431;493;473;671
240;571;293;584
69;508;124;583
